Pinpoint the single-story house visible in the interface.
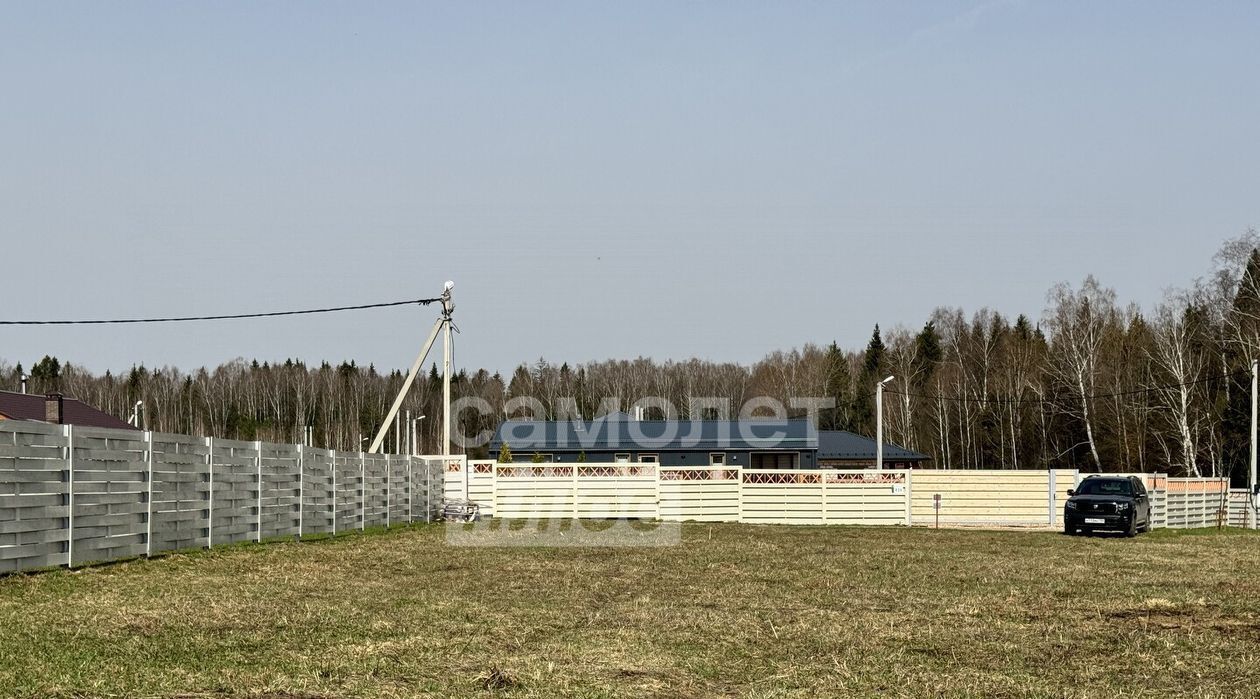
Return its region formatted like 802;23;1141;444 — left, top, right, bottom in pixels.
488;413;929;469
0;391;137;431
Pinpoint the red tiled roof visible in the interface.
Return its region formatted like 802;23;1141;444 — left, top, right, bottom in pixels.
0;391;138;431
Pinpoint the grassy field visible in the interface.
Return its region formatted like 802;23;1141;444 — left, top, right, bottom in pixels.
2;524;1259;699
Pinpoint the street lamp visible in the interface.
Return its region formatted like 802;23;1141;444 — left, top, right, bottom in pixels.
876;375;895;471
411;414;427;456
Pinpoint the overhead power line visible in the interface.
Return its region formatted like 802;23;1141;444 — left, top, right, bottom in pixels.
883;373;1227;405
0;297;442;326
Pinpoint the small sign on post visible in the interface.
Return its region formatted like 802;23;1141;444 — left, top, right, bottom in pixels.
933;493;942;529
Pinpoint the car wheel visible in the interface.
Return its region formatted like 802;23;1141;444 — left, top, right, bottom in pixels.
1125;518;1138;538
1138;519;1150;533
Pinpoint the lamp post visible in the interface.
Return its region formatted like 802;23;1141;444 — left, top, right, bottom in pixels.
876;375;895;471
411;415;426;456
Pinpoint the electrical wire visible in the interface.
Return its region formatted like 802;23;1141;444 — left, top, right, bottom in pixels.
883;373;1229;405
0;297;443;326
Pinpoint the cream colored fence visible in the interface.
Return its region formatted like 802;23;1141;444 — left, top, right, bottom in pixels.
909;470;1075;527
739;470;910;525
658;466;741;522
444;464;1247;530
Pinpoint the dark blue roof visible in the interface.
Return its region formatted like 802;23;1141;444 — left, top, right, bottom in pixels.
490;415;817;452
817;430;927;461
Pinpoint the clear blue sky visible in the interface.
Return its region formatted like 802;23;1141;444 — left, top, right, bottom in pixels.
1;1;1256;376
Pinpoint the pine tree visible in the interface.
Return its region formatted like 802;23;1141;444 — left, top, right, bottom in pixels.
497;443;513;463
531;452;546;463
913;322;943;389
577;450;587;463
851;326;886;435
822;342;850;430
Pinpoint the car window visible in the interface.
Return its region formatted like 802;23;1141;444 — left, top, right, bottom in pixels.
1075;479;1133;496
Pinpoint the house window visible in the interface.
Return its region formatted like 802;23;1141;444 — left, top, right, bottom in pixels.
709;452;726;466
614;453;631;463
637;454;659;463
751;452;798;469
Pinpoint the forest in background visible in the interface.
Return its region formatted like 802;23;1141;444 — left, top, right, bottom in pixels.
3;232;1259;481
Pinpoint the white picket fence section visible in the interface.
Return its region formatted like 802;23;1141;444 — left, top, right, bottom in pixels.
0;420;447;574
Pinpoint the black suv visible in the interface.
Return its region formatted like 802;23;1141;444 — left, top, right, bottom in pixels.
1064;476;1151;537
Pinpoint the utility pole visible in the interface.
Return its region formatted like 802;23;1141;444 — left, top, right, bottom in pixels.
876;375;894;471
368;281;454;456
442;289;454;458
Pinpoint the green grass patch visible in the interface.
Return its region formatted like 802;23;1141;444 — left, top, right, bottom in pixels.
2;524;1259;698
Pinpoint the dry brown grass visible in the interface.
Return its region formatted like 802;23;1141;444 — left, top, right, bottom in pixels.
2;524;1259;698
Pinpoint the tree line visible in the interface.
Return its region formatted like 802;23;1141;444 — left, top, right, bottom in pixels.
3;232;1258;481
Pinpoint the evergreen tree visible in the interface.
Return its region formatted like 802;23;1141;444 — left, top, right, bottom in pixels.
497;443;513;463
851;326;886;435
822;341;851;430
913;322;943;389
531;451;546;463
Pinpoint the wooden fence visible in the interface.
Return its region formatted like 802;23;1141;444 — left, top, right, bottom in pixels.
0;420;449;574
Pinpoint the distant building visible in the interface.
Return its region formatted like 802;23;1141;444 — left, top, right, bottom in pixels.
488;413;929;469
0;391;137;431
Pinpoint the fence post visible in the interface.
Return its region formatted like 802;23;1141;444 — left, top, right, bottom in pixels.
425;459;433;523
386;455;391;529
1047;469;1057;527
298;444;305;539
572;463;579;520
255;440;263;543
819;471;828;526
206;437;214;548
330;449;337;536
64;424;75;568
407;456;414;523
904;469;912;526
145;431;154;557
359;452;366;531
